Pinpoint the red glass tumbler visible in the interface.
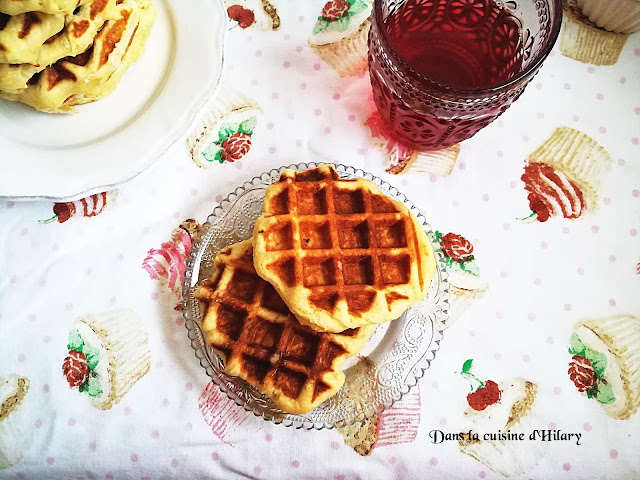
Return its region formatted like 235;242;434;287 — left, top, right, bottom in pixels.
368;0;563;150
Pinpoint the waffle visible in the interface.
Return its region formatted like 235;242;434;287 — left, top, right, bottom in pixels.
0;0;92;15
0;0;120;76
194;240;376;414
253;165;436;333
0;0;155;112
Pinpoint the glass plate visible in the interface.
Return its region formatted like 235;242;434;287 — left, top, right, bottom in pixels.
182;163;449;430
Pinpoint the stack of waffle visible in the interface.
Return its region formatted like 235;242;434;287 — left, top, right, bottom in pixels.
0;0;156;113
195;165;437;414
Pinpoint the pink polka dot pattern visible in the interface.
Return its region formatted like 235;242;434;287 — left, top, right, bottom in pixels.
546;336;554;344
171;459;179;468
609;299;617;307
185;382;193;391
609;449;618;459
130;453;139;462
440;417;447;426
523;354;530;362
68;417;76;426
389;457;397;464
331;441;340;450
89;441;97;452
46;457;55;465
429;457;438;466
35;419;42;428
479;471;486;478
432;381;439;389
43;384;50;393
563;463;571;471
337;476;345;480
583;423;592;431
254;466;262;476
106;474;114;479
265;434;273;442
292;460;300;468
564;304;572;312
553;386;561;395
212;452;219;461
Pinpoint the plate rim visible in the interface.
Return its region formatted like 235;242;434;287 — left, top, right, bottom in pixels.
182;162;451;430
0;0;228;202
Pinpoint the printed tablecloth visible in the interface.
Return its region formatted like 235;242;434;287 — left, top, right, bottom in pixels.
1;1;639;479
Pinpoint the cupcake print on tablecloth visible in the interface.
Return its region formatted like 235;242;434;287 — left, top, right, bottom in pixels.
40;190;118;224
187;87;262;168
365;111;461;176
458;360;546;477
559;0;637;66
142;218;202;300
336;357;422;456
309;0;372;77
0;375;34;469
431;231;487;327
198;382;262;445
521;127;612;223
225;0;280;30
61;310;151;410
568;314;640;420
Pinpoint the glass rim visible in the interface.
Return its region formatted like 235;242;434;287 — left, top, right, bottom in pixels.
372;0;564;96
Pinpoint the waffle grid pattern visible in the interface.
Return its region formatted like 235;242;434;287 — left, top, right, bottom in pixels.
195;241;375;414
254;166;431;332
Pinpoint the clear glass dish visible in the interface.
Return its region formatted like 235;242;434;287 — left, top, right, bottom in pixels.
182;163;449;430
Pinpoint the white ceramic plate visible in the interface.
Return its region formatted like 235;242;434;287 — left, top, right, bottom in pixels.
0;0;226;201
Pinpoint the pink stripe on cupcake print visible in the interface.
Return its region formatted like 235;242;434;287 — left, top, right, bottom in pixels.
198;382;254;445
376;387;421;447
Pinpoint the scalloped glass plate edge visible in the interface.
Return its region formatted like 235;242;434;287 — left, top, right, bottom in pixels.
182;162;450;430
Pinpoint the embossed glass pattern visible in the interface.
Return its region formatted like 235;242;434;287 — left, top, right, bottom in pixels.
368;0;563;150
182;163;450;430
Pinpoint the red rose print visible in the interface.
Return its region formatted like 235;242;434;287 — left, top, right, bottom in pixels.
440;233;474;262
227;5;255;28
568;355;596;393
467;379;501;411
321;0;350;21
62;350;89;388
221;132;252;162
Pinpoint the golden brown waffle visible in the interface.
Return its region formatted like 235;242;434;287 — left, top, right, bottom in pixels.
0;0;155;112
194;240;376;414
0;0;120;74
0;0;92;15
253;165;436;333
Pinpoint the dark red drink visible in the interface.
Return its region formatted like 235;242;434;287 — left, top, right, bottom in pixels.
368;0;563;150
